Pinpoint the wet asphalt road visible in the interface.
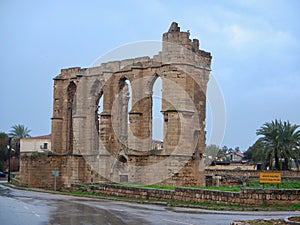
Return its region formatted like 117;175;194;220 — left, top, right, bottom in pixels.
0;182;299;225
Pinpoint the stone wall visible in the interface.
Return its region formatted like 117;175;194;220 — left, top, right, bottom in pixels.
206;169;300;177
205;169;300;186
18;154;204;190
19;155;94;190
159;159;205;186
67;183;300;207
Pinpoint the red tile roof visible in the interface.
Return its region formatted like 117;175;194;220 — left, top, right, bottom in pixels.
27;134;51;139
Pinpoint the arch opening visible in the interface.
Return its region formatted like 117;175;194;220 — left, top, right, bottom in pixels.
152;76;163;148
67;82;76;153
118;77;132;143
95;91;104;134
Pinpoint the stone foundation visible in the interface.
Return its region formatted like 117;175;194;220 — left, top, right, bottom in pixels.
67;183;300;207
19;155;94;190
19;154;204;190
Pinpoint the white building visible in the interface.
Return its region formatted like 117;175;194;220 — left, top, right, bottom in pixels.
20;134;51;154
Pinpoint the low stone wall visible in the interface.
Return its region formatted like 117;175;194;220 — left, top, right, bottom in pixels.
68;183;300;207
239;188;300;206
205;169;300;186
206;169;300;178
87;184;174;201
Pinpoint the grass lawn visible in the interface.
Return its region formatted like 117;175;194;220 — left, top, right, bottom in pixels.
194;181;300;192
115;181;300;192
116;183;175;190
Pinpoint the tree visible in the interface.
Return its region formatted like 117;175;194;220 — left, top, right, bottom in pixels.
243;139;265;165
256;119;300;170
217;146;229;161
9;124;31;139
234;147;240;152
205;144;220;159
0;132;9;171
8;124;31;159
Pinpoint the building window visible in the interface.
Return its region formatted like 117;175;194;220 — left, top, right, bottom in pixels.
41;143;48;149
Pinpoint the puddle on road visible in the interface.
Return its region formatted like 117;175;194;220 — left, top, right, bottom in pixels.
48;200;150;225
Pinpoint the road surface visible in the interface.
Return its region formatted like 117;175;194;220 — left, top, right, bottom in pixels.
0;182;299;225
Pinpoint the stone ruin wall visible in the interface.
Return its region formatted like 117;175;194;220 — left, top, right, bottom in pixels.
67;183;300;207
19;155;205;190
205;169;300;187
19;22;212;189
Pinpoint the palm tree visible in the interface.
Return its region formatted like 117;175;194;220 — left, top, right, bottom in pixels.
9;124;31;157
9;124;31;139
256;119;300;170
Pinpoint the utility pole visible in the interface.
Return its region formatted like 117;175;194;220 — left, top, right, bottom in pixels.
8;137;12;182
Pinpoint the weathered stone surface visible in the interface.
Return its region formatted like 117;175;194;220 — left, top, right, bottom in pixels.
63;183;300;207
205;169;300;186
20;22;212;189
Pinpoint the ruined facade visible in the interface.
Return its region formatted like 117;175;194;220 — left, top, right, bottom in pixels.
19;22;212;189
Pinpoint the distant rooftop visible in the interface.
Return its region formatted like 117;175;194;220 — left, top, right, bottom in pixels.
26;134;51;139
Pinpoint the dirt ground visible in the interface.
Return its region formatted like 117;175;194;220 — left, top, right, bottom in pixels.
231;219;289;225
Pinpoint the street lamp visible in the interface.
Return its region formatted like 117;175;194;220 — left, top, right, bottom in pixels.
7;137;12;182
7;138;15;182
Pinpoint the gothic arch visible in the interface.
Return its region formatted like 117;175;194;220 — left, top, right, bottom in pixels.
66;81;77;153
90;79;104;97
151;76;163;142
146;72;161;95
90;79;104;134
117;76;131;142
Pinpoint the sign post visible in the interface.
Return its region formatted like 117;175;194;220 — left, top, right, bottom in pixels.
259;171;282;188
52;170;59;191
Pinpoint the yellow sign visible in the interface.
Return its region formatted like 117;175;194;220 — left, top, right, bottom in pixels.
259;171;282;184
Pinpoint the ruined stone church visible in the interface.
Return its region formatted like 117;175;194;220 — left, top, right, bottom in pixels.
19;22;212;189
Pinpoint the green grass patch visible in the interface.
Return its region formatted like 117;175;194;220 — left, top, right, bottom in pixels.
248;181;300;189
93;180;300;192
192;185;242;192
193;181;300;192
257;202;300;211
68;190;95;196
115;183;175;190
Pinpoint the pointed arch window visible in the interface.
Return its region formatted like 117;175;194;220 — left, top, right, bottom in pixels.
152;77;163;143
95;91;103;133
118;77;132;142
67;82;76;153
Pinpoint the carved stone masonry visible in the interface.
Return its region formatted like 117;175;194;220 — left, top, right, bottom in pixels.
20;22;212;189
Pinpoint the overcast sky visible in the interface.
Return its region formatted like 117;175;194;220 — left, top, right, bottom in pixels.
1;0;299;151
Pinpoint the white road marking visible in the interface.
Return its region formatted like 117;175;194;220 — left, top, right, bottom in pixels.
23;205;40;217
163;219;193;225
111;208;124;212
32;211;40;217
